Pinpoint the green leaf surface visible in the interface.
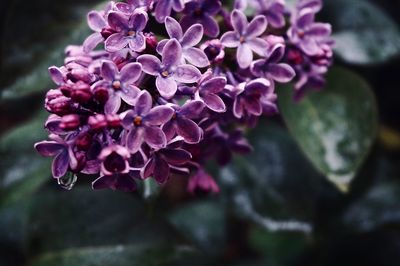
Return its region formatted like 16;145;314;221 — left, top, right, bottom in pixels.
168;201;226;254
323;0;400;65
278;67;378;191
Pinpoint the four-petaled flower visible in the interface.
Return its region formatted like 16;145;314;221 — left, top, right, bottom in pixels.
121;91;174;153
221;9;269;69
105;11;148;52
157;16;209;68
138;39;201;99
92;60;142;114
195;70;227;113
154;0;185;23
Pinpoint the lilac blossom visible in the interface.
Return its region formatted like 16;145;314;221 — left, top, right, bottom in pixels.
92;60;142;114
92;145;137;192
121;91;174;153
187;168;220;194
154;0;185;23
162;100;205;144
180;0;222;37
83;11;108;52
193;70;227;113
201;39;225;64
105;11;148;52
137;39;201;99
220;9;269;68
157;17;209;68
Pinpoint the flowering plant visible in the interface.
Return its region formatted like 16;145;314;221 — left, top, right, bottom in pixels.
34;0;334;193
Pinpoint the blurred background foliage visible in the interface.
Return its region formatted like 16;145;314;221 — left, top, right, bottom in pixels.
1;0;400;265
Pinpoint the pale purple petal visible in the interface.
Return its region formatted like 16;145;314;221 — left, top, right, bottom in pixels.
87;11;106;31
120;85;140;105
120;62;142;84
145;106;174;125
83;33;104;52
127;127;144;153
237;43;253;69
156;76;177;99
155;0;172;23
179;100;204;118
128;33;146;52
137;55;161;76
201;15;219;37
156;39;168;54
297;11;315;29
165;16;183;39
52;149;69;178
104;94;122;114
35;141;64;156
201;77;226;94
129;12;147;31
247;38;269;56
203;93;226;113
102;60;119;82
176;117;203;144
246;15;267;39
144;126;167;149
105;33;129;52
181;24;203;47
172;0;184;11
174;65;201;83
299;38;320;56
183;47;209;68
220;31;240;48
108;11;128;31
135;91;153;115
48;67;64;85
268;64;296;83
233;99;244;118
162;39;182;68
306;23;331;37
231;9;248;35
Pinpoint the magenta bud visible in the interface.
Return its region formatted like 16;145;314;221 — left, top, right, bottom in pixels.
76;133;92;151
60;114;81;130
70;82;92;103
93;86;109;104
101;28;115;39
45;89;76;116
106;114;121;128
88;114;108;131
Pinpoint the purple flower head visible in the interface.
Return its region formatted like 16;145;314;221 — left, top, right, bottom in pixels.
105;11;148;52
137;39;201;99
162;100;205;144
287;6;332;56
93;60;142;114
154;0;184;23
251;43;296;88
157;17;209;68
194;70;227;113
122;91;174;153
180;0;222;37
220;9;269;69
226;78;272;119
187;168;219;194
141;138;192;184
35;134;78;179
201;39;225;64
92;145;137;192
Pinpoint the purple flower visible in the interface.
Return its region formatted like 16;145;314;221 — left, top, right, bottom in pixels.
137;39;201;99
180;0;222;37
226;78;272;119
194;70;227;113
162;100;204;144
141;139;192;184
35;134;77;179
187;168;220;194
251;43;296;88
220;9;268;69
121;91;174;153
157;17;209;68
201;39;225;64
92;145;137;192
83;11;108;52
154;0;185;23
105;11;148;52
92;60;142;114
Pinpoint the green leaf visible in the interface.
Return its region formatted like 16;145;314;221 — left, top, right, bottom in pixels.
168;201;226;255
323;0;400;65
278;67;378;191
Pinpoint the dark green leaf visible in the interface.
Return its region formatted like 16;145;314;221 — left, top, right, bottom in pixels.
278;67;378;191
323;0;400;65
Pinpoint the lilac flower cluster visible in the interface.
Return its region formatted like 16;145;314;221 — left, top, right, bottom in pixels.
35;0;333;193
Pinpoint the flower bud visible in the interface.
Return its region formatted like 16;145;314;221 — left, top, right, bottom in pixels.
93;86;109;104
88;114;108;131
60;114;81;130
70;81;92;103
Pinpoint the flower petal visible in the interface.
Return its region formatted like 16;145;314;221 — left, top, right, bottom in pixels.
108;11;128;31
176;117;203;144
128;33;146;52
104;93;121;114
237;43;253;69
247;37;268;56
179;100;205;118
183;47;209;68
92;175;116;190
35;141;64;157
127;127;144;153
87;11;106;31
153;156;170;184
162;120;176;141
135;90;153;115
162;148;192;164
268;63;296;83
83;33;104;52
145;106;174;125
231;9;248;35
105;33;129;52
144;126;167;149
200;76;226;94
137;55;161;76
174;65;201;83
156;39;168;54
246;15;267;39
233;98;244;118
162;39;182;69
202;93;226;113
181;24;203;47
52;149;69;178
220;31;240;48
120;85;140;105
129;11;148;31
121;62;142;84
141;156;155;179
201;15;219;37
48;66;64;85
156;76;177;99
165;16;183;40
155;0;172;23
